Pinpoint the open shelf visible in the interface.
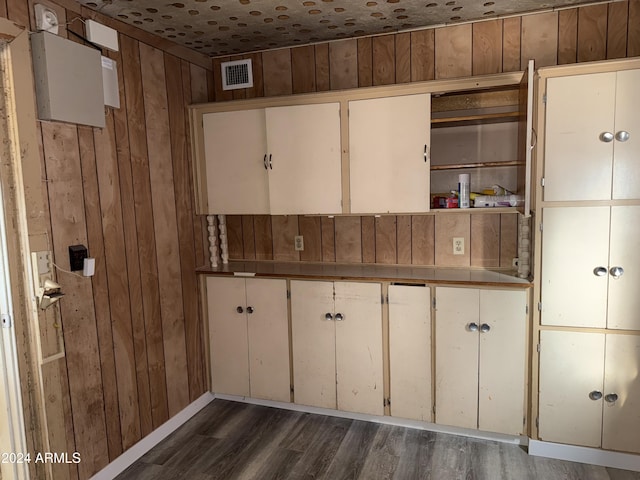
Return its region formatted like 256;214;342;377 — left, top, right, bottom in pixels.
431;111;520;128
430;160;524;171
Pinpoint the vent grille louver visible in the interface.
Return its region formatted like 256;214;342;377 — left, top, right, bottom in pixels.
221;59;253;90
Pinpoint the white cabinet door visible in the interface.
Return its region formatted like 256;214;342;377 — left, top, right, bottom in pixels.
612;69;640;200
207;277;250;396
538;330;605;448
389;284;432;422
246;278;290;402
290;280;336;409
348;94;431;213
334;282;383;416
202;109;270;214
540;207;610;328
266;103;342;215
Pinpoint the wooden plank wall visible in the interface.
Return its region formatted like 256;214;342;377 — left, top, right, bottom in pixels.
214;1;640;268
0;1;213;478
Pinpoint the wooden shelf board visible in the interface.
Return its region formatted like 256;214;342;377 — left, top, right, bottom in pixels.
430;160;524;171
431;111;520;128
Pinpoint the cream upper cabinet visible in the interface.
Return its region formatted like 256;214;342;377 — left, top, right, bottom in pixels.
202;109;270;214
290;280;383;416
348;94;431;214
388;284;432;422
207;277;290;402
543;69;640;201
435;287;527;435
541;206;640;330
539;330;640;454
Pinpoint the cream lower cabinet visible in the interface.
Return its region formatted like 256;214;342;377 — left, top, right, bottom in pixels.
538;330;640;454
290;280;383;416
207;277;290;402
435;287;527;435
388;284;432;422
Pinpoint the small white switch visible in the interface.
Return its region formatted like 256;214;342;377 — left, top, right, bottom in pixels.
294;235;304;251
83;257;95;277
453;237;465;256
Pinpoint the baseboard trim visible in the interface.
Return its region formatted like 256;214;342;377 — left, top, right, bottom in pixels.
529;440;640;472
213;393;528;446
89;392;215;480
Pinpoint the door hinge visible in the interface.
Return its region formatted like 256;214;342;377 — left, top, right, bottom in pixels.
1;314;12;328
540;177;545;187
537;343;541;353
383;397;391;407
539;222;543;232
433;404;436;415
432;297;436;308
542;93;547;104
290;385;294;394
536;416;539;428
287;290;291;299
538;302;542;312
526;304;529;315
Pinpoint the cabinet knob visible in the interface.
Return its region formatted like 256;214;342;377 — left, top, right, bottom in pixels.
325;312;333;321
605;393;619;403
246;306;254;314
589;390;603;401
468;322;479;332
593;266;608;277
480;323;491;333
609;266;624;279
600;132;614;143
236;306;244;314
615;131;630;142
335;313;344;321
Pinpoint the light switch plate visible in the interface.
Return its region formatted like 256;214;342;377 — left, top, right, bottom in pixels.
294;235;304;251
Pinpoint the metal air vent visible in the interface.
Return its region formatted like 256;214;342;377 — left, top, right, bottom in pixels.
221;59;253;91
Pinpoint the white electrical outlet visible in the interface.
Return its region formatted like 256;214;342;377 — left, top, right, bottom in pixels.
294;235;304;251
453;237;465;255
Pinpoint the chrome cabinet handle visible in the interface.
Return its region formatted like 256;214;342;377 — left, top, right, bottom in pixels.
600;132;614;143
236;306;244;314
263;154;268;170
325;312;333;321
480;323;491;333
268;154;272;169
468;322;479;332
615;131;630;142
423;144;427;162
589;390;603;401
593;266;608;277
610;266;624;279
605;393;619;403
246;306;254;314
335;313;344;321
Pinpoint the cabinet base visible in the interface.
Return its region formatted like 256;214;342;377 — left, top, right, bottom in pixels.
529;440;640;472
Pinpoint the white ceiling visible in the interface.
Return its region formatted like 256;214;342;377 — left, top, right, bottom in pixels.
77;0;611;57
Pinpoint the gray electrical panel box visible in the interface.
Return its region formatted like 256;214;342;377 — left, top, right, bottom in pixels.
30;31;105;128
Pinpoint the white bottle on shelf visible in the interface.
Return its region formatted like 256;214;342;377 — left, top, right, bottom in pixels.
458;173;470;208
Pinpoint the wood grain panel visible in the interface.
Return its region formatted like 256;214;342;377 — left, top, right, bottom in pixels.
42;122;109;479
500;213;518;268
292;45;317;94
607;1;629;59
335;216;362;263
6;0;29;28
321;216;336;262
375;216;397;265
244;52;264;98
435;24;472;79
577;4;608;62
373;35;396;86
272;215;300;261
521;12;558;68
263;49;293;97
397;215;412;265
411;215;435;266
0;0;7;19
434;213;470;267
470;214;500;267
298;216;322;262
226;215;244;259
77;126;122;461
630;0;640;56
165;53;205;403
190;64;209;103
315;44;330;91
254;215;273;260
361;216;376;264
411;29;435;81
330;39;358;90
502;17;521;72
139;43;190;417
558;9;578;65
358;37;373;87
241;215;256;260
212;57;233;102
395;33;411;84
120;35;169;429
472;20;503;75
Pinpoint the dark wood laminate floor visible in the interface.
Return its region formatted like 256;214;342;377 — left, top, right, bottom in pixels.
115;400;640;480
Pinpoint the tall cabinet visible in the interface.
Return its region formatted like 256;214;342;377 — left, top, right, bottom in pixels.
534;58;640;455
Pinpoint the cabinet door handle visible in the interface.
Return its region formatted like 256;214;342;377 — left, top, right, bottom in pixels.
423;144;428;162
600;132;614;143
480;323;491;333
246;306;254;314
468;322;479;332
263;154;268;170
604;393;619;403
269;154;273;169
335;313;344;321
325;312;333;321
593;266;608;277
236;306;244;314
615;131;630;142
589;390;603;401
609;266;624;279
